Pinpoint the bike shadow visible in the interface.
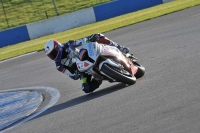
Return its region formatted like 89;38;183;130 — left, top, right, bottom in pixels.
35;83;127;119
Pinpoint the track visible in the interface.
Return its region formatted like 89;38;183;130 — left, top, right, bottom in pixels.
1;5;200;133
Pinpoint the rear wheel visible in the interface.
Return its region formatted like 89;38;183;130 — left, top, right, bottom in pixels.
101;64;136;85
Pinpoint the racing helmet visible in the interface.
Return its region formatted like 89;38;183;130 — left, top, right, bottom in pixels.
44;40;62;60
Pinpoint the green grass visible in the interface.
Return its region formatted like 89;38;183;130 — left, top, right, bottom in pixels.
0;0;200;61
0;0;112;31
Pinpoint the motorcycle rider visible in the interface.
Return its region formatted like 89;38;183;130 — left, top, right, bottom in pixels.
44;33;130;93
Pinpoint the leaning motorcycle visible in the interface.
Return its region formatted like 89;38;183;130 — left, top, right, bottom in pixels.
69;41;145;85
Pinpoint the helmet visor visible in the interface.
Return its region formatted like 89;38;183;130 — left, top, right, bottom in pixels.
47;48;58;60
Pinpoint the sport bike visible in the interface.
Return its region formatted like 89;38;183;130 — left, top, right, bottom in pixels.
70;41;145;85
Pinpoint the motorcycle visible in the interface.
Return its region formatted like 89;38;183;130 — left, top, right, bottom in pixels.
69;41;145;85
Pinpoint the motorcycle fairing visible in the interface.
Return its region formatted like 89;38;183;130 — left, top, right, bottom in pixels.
73;41;138;80
82;42;102;61
75;58;94;72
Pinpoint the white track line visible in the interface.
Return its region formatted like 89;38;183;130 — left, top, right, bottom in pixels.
0;86;60;133
0;52;37;64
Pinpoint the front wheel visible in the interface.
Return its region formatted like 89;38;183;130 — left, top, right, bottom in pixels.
101;64;136;85
133;61;145;79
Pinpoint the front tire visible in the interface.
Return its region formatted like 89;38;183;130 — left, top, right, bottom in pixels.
101;64;136;85
133;61;145;79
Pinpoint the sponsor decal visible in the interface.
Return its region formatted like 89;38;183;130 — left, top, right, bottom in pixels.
76;62;89;69
84;62;89;67
88;43;93;57
76;62;84;69
76;63;81;69
102;49;113;55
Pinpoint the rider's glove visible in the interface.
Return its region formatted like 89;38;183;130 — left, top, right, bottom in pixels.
64;40;76;46
74;70;81;80
88;34;99;42
69;70;80;80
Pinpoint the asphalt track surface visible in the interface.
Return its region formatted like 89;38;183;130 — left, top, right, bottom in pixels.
1;5;200;133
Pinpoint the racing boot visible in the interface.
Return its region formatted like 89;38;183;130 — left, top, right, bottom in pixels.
109;40;130;54
81;74;102;93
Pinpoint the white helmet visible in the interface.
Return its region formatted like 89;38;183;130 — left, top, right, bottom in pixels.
44;40;62;60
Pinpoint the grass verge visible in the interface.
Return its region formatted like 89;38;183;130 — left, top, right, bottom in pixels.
0;0;200;61
0;0;112;31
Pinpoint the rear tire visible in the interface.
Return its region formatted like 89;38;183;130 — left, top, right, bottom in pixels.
101;64;136;85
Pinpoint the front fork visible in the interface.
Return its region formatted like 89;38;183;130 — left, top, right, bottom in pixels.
124;53;138;63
